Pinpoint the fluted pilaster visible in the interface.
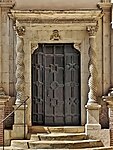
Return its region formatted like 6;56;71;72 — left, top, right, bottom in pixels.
15;25;25;104
86;25;98;104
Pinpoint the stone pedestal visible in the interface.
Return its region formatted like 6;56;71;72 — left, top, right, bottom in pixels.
85;103;101;132
11;105;28;139
103;96;113;146
85;102;110;146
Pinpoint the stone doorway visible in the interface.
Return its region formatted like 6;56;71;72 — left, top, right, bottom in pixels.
31;43;81;126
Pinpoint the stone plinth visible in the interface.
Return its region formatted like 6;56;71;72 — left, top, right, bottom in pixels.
11;104;28;139
103;96;113;146
85;102;110;146
85;103;101;131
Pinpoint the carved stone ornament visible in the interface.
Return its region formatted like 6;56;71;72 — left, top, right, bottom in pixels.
50;30;61;40
31;43;39;54
73;43;81;51
15;26;25;36
86;25;98;36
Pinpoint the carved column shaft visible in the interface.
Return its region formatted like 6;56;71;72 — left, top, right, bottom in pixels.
87;25;98;104
15;26;25;104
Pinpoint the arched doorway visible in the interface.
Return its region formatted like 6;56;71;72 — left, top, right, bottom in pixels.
31;43;81;126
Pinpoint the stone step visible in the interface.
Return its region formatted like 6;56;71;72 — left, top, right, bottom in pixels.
30;133;87;141
11;140;31;149
48;126;85;133
11;139;103;149
29;140;103;149
1;147;113;150
0;147;113;150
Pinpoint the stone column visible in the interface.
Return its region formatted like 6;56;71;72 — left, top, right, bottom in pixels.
98;2;111;93
85;24;101;132
11;24;28;139
15;25;25;105
0;6;5;95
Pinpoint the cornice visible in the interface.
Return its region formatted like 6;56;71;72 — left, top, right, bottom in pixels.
9;10;102;24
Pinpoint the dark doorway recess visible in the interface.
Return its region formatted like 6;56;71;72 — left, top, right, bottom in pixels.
32;43;81;126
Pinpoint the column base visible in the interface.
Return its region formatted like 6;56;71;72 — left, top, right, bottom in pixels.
85;124;101;130
13;104;27;124
12;104;28;139
85;102;101;125
11;124;28;139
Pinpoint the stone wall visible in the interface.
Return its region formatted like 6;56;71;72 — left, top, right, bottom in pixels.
14;0;101;10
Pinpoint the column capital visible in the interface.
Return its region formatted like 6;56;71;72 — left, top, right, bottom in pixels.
86;25;98;36
15;26;25;36
97;2;112;12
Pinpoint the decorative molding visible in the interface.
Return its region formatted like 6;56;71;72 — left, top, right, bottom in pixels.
86;24;98;36
9;10;102;24
50;30;61;41
31;42;39;54
73;43;81;51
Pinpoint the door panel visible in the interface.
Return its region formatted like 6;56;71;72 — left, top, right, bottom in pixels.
32;43;80;125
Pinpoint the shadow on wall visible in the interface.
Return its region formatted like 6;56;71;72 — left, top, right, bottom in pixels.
98;97;109;129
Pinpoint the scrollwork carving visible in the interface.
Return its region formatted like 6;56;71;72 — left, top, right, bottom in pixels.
73;43;81;51
31;42;39;54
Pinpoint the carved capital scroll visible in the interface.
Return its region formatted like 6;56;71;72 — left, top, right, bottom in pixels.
86;25;98;37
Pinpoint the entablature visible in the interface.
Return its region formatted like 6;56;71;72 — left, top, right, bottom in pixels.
9;10;102;27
